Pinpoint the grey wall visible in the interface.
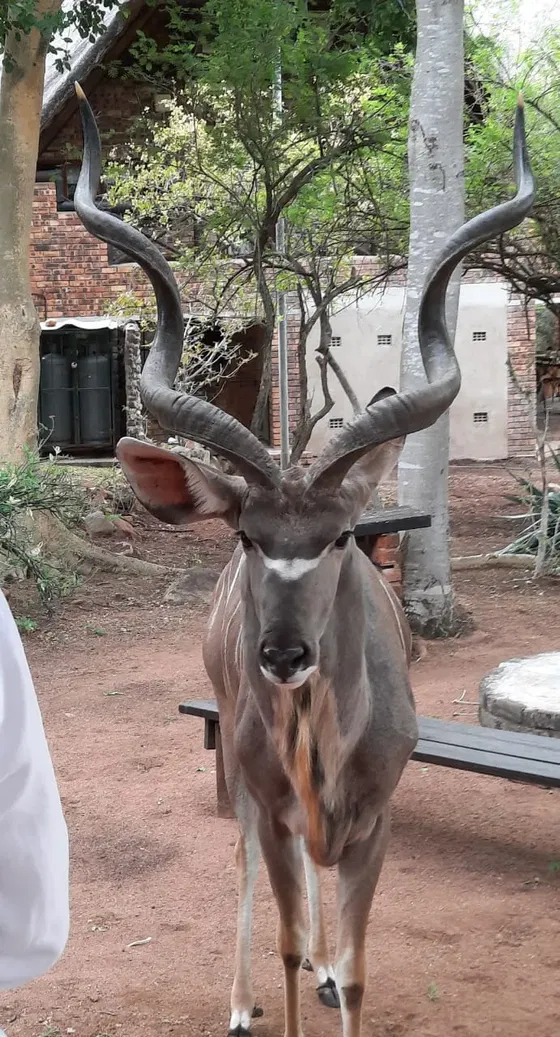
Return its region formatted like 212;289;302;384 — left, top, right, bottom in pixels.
305;281;509;460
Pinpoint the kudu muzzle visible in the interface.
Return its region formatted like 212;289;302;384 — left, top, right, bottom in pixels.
259;640;316;686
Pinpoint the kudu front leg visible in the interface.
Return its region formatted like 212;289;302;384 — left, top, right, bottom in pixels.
259;818;307;1037
229;806;260;1036
335;808;390;1037
302;843;340;1009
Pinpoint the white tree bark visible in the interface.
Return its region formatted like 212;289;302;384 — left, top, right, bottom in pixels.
0;1;63;462
397;0;465;636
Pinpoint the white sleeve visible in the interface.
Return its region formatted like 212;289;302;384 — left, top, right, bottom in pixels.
0;590;69;990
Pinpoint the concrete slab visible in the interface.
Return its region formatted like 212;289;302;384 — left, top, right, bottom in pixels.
479;652;560;737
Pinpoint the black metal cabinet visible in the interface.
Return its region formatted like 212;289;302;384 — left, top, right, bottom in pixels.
38;326;125;456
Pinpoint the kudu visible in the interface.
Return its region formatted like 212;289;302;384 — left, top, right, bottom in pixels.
74;84;534;1037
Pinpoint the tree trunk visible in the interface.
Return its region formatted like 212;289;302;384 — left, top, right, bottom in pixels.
290;301;363;465
0;0;62;462
250;331;272;442
250;254;274;442
397;0;465;636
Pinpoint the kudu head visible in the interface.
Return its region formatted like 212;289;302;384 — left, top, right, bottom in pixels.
74;84;534;687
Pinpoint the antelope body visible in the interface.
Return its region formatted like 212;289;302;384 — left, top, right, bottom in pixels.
73;84;534;1037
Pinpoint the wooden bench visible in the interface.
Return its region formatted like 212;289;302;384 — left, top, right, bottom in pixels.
178;505;560;811
179;700;560;816
355;505;432;539
354;505;431;560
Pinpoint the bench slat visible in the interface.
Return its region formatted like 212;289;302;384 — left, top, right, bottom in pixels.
179;700;560;787
418;716;560;766
355;506;431;538
413;736;560;787
179;700;218;721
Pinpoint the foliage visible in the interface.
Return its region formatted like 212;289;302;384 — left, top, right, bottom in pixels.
107;0;411;448
502;451;560;571
110;23;410;269
103;1;560;459
464;21;560;312
16;615;38;633
0;1;127;72
105;290;259;404
0;448;89;605
77;463;136;514
536;306;559;356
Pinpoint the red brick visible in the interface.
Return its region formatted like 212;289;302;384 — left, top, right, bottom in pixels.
372;547;400;566
376;533;399;549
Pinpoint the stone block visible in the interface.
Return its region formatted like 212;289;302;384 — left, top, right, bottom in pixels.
479;652;560;737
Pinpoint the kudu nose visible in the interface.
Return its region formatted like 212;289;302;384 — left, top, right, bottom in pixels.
259;642;310;683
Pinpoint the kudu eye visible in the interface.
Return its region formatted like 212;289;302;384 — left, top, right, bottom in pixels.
238;530;253;551
334;530;353;549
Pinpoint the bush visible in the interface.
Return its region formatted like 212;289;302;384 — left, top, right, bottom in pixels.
0;449;90;605
502;449;560;570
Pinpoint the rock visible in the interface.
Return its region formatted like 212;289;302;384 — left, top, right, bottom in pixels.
163;568;220;605
479;652;560;737
2;565;27;583
170;442;212;465
83;510;116;537
115;543;136;557
112;517;138;539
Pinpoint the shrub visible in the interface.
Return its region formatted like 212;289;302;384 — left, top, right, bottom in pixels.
0;449;89;606
502;448;560;570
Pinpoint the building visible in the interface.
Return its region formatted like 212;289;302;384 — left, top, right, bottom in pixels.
300;273;535;461
30;1;536;460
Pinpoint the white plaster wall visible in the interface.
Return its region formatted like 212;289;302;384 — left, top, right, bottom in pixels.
304;281;509;460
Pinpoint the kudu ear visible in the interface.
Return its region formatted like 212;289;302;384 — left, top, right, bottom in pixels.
116;438;246;527
340;388;405;509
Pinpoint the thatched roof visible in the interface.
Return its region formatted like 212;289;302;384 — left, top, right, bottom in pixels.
40;1;133;129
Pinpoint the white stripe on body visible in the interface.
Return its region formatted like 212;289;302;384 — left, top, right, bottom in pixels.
378;576;408;655
208;551;244;630
219;554;245;698
207;567;228;629
223;600;242;697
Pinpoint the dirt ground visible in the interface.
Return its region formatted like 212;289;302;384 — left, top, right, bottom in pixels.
1;465;559;1037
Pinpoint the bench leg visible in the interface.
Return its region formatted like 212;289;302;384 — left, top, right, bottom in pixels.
215;726;235;819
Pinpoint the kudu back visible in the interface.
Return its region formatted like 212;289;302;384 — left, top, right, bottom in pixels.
73;84;534;1037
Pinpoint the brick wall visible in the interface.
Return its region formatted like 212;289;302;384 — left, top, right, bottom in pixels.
270;312;302;448
30;183;233;324
507;298;536;456
30;182;148;319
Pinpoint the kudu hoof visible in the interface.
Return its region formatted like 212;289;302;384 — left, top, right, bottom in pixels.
301;960;340;1009
228;1005;263;1036
317;977;340;1010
